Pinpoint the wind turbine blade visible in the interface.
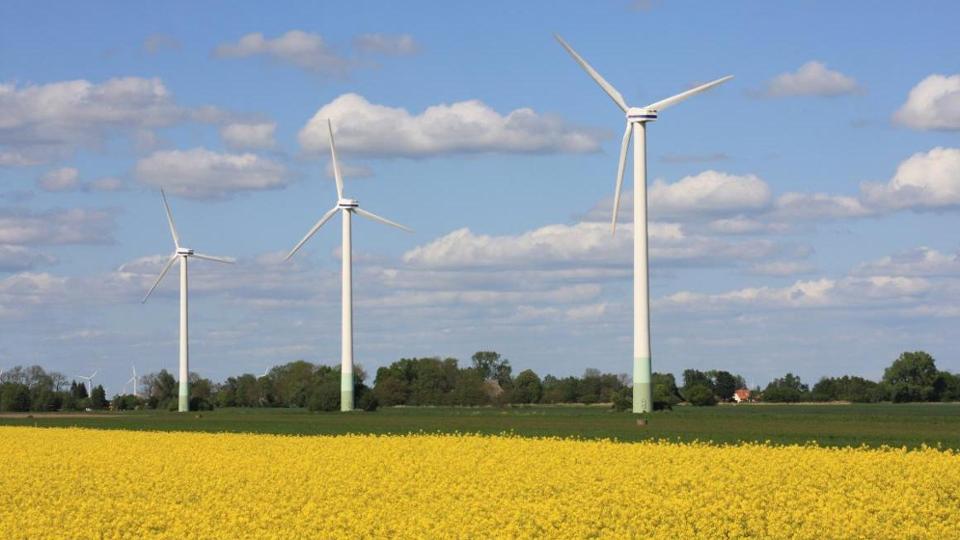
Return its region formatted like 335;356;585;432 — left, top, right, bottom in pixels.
192;253;236;264
644;75;734;111
142;254;178;303
611;122;633;235
554;34;629;113
160;189;181;249
285;206;340;261
354;207;413;232
328;120;344;200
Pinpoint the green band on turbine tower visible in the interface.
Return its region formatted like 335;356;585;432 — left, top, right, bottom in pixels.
341;372;353;412
633;356;652;414
179;383;189;413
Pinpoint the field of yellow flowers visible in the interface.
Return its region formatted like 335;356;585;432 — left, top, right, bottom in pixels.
0;426;958;539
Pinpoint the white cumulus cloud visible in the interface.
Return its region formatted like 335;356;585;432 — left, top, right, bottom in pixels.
136;148;287;200
353;33;418;56
220;122;276;150
764;61;860;97
214;30;348;75
37;167;80;192
298;93;603;157
860;147;960;210
893;74;960;130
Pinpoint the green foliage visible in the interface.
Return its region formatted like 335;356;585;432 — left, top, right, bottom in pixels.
611;387;632;412
685;384;717;406
511;370;543;404
112;394;144;411
652;373;683;407
882;351;946;403
712;371;739;401
307;381;340;412
762;373;809;403
811;376;883;403
89;385;108;410
682;369;713;397
0;383;31;412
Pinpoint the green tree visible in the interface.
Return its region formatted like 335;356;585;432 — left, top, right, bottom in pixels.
511;369;543;404
90;385;108;409
762;373;809;402
883;351;939;402
712;371;739;401
685;384;717;406
682;369;713;400
0;383;31;412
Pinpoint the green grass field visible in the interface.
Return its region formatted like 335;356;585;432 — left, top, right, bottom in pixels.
2;403;959;449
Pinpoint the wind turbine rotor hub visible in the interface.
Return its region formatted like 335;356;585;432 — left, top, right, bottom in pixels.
627;107;658;122
176;248;194;255
338;198;359;208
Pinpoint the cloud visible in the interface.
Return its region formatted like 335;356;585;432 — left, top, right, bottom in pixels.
403;221;785;271
36;167;124;193
214;30;348;75
860;147;960;210
37;167;80;192
220;122;276;150
299;93;603;157
853;247;960;277
707;216;787;235
772;192;872;220
0;245;55;272
325;159;373;180
585;171;772;222
0;77;206;164
658;275;932;312
0;207;115;245
135;148;287;200
143;33;181;54
650;170;771;216
353;33;418;56
764;61;860;97
893;74;960;130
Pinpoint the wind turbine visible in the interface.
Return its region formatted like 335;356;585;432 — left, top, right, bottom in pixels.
77;370;97;396
285;119;412;412
555;34;733;413
124;365;138;397
142;189;235;412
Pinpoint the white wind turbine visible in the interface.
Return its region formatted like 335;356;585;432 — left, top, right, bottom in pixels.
123;365;138;397
555;34;732;413
285;119;412;412
77;370;97;396
142;189;235;412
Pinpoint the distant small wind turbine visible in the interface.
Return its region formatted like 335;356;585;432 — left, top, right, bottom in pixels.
285;119;412;412
142;189;235;412
123;365;138;397
77;370;98;395
555;34;732;413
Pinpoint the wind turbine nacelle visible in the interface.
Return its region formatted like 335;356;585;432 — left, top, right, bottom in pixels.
176;248;194;255
338;198;359;208
627;108;658;122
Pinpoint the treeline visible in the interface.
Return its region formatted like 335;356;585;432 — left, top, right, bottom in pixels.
1;350;957;413
758;352;960;403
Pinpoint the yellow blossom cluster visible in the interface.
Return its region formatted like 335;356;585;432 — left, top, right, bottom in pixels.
0;427;958;539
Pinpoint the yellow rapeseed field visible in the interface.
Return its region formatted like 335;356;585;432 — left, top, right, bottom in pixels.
0;427;958;539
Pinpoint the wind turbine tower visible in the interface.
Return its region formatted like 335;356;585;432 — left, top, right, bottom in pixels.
555;34;732;413
286;120;412;412
142;190;235;412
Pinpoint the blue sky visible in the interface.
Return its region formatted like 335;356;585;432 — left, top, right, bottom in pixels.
1;0;958;393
